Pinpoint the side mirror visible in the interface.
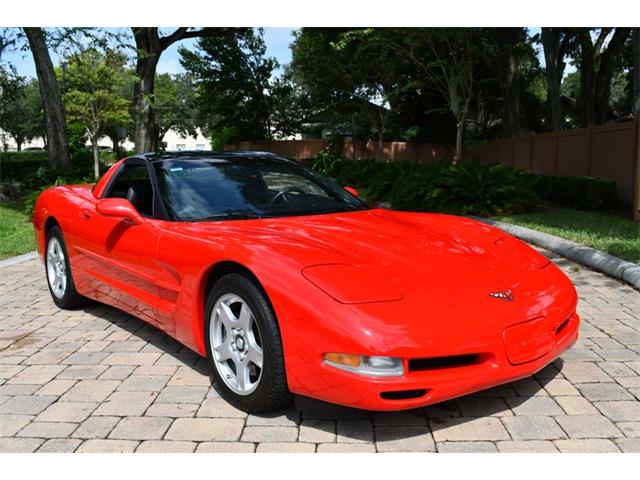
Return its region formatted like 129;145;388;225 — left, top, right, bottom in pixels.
96;198;144;225
344;186;359;197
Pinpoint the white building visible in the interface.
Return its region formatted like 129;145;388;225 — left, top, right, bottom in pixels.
0;128;212;152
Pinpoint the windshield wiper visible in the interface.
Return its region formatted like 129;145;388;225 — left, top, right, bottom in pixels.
189;210;262;221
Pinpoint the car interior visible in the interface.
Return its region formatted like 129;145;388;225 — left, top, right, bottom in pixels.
105;164;154;217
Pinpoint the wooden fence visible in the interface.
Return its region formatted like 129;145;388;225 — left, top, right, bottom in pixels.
475;119;640;217
227;139;454;163
227;120;640;219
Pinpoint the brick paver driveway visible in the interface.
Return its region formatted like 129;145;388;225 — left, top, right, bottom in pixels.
1;250;639;453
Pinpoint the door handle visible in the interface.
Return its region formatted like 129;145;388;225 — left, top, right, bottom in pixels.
80;209;91;220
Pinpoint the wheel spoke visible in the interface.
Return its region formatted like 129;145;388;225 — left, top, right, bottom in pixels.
217;302;236;329
236;361;251;390
247;342;263;369
213;338;233;361
238;302;252;331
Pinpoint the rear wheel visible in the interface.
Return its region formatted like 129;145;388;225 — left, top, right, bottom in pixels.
45;226;87;309
205;273;291;412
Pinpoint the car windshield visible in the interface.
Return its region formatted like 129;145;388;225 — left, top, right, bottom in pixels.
153;156;369;221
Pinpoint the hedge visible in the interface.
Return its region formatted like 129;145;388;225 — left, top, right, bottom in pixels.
310;152;623;216
522;173;622;211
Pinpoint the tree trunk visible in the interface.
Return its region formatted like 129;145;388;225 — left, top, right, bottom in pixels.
634;28;640;118
91;139;100;179
132;29;161;153
633;28;640;118
496;28;521;138
16;140;22;152
579;29;596;126
110;135;120;158
24;27;70;169
541;28;564;132
133;54;160;153
594;28;631;124
454;118;464;164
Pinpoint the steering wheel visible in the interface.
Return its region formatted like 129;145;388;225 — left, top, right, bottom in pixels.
269;186;306;205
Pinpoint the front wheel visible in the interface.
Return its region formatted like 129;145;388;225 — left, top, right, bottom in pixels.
204;273;291;412
45;226;87;309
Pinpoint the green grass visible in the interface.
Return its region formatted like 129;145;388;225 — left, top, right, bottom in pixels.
0;203;36;260
496;208;640;265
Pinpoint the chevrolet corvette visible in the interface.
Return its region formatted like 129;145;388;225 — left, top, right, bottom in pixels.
33;151;580;412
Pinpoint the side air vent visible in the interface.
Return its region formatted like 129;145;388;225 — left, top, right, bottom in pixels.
408;354;481;372
556;318;570;336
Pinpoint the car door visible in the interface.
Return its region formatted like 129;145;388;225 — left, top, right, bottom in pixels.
73;160;169;328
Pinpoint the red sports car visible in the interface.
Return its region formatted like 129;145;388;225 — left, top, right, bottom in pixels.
33;151;579;412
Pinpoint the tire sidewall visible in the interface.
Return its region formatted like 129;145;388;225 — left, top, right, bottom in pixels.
204;273;287;412
45;226;77;309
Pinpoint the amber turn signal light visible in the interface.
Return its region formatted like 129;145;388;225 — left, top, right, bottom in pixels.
323;353;404;377
324;352;362;368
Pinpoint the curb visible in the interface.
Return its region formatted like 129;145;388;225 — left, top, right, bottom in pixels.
472;216;640;291
0;251;38;269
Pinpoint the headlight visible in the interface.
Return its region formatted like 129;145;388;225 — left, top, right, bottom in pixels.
324;353;404;377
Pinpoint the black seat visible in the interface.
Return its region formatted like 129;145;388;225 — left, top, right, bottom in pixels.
126;180;153;217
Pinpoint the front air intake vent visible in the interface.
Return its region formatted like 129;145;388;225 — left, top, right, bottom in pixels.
408;354;481;372
380;389;428;400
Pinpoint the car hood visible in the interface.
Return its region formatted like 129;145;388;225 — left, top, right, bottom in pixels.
185;208;548;296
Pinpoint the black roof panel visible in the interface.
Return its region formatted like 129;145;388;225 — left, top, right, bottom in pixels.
131;150;284;163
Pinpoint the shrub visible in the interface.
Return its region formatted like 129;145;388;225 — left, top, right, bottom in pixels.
22;173;96;219
389;161;538;216
522;174;622;211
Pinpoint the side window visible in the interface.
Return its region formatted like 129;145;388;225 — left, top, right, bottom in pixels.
105;164;154;217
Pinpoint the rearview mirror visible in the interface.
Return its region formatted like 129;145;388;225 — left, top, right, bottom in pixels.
344;186;359;197
96;198;144;225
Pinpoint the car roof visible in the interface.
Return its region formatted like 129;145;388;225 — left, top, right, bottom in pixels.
128;150;295;165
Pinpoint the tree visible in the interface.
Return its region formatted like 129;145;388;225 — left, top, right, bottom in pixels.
130;27;244;153
495;28;524;137
385;28;475;162
268;75;311;139
0;77;44;150
154;73;197;148
291;28;399;142
634;28;640;117
24;27;70;168
540;28;575;131
62;48;131;178
180;29;277;149
576;27;631;126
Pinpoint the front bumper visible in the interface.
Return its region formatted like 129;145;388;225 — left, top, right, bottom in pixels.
288;311;580;411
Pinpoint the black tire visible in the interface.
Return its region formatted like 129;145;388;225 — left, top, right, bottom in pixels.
44;226;88;309
204;273;292;413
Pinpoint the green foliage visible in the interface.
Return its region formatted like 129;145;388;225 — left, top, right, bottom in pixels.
154;73;198;147
63;48;131;137
522;173;622;211
312;154;537;216
66;121;88;158
0;77;44;149
0;150;115;205
180;29;276;145
210;126;240;151
62;47;131;176
310;156;622;216
390;161;537;216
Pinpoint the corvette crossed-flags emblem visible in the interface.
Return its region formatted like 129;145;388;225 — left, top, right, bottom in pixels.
489;289;514;302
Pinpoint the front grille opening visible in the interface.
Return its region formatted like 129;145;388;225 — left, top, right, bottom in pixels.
556;317;570;336
380;389;428;400
408;354;481;372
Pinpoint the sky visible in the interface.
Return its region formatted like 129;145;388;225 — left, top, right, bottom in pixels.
4;27;577;81
1;28;298;79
